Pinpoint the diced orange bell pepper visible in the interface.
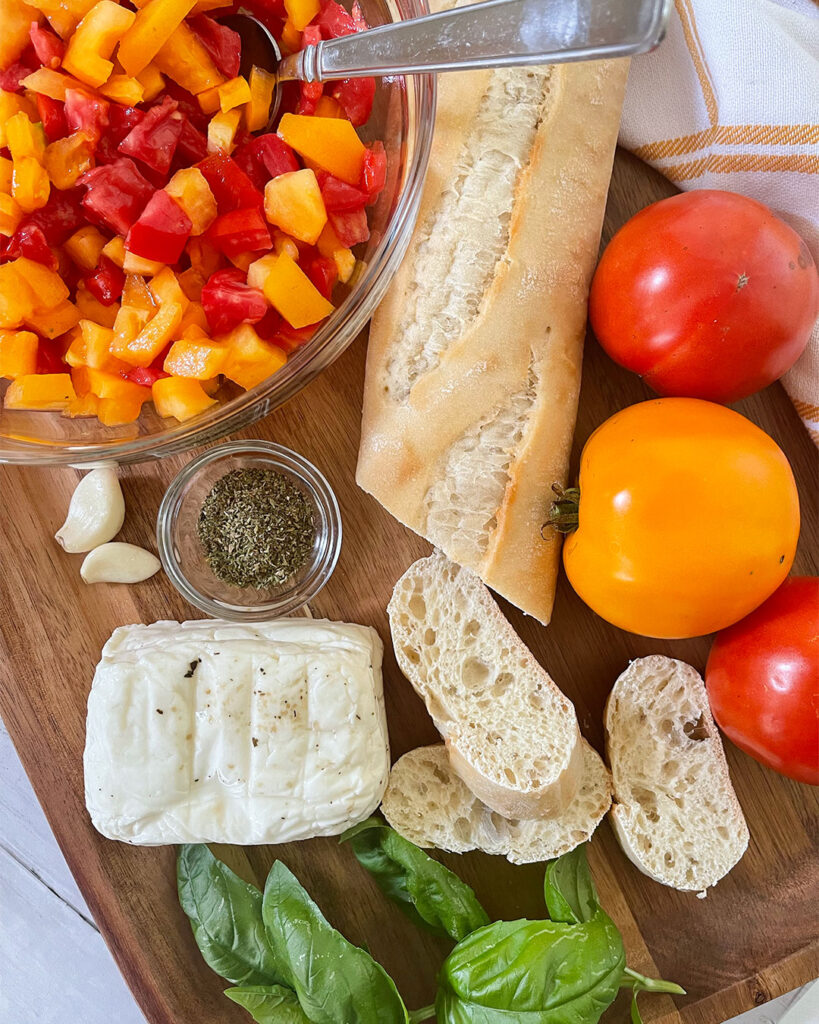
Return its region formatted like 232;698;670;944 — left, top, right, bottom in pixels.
0;156;13;194
63;0;137;88
13;156;50;212
264;168;327;245
0;262;34;327
200;375;220;395
278;114;366;185
100;235;126;268
152;375;216;420
4;372;76;410
19;67;85;101
317;221;355;282
189;0;230;12
63;392;100;418
280;17;301;54
260;252;333;329
0;330;38;379
97;394;146;425
74;283;119;327
177;267;205;302
149;266;189;309
136;62;164;101
15;257;69;311
163;335;227;378
283;0;319;32
246;253;277;292
226;251;254;272
43;132;95;190
207;108;241;154
73;318;126;369
0;0;37;71
222;323;287;390
217;76;250;113
314;95;343;119
26;0;97;38
99;74;144;104
164;167;217;236
0;92;37;148
0;194;23;237
24;299;81;338
122;273;156;311
245;66;275;133
111;304;151;353
122;249;166;276
197;85;220;115
271;229;300;262
75;365;149;404
64;225;107;272
178;300;207;333
112;301;184;365
153;22;224;95
6;113;46;164
186;236;222;278
117;0;195;78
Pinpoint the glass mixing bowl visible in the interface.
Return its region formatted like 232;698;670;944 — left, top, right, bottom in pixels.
0;0;434;465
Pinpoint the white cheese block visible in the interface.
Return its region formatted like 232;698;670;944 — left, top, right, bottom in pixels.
84;619;390;845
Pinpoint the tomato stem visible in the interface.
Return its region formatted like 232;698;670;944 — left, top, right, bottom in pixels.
546;483;581;534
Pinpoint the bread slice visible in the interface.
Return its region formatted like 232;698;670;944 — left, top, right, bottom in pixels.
382;741;611;865
388;551;582;818
605;656;749;891
356;0;629;625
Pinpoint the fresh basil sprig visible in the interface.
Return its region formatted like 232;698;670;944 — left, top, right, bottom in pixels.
225;985;312;1023
341;817;490;942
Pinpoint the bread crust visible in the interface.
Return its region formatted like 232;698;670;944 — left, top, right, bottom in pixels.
357;51;629;624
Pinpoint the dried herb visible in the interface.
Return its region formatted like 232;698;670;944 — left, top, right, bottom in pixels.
198;468;315;589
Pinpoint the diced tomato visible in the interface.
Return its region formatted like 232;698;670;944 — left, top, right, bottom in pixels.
232;141;269;193
80;159;155;236
64;89;110;143
29;23;64;69
83;256;125;306
330;77;375;127
351;1;367;30
296;79;323;117
27;188;86;245
36;94;67;143
122;364;170;387
253;306;282;340
96;105;145;162
243;0;287;34
361;140;387;198
163;80;210;134
208;207;271;259
176;118;209;164
126;189;192;263
118;97;184;177
36;337;67;374
315;0;358;38
272;320;317;353
189;15;241;78
328;207;369;247
0;62;35;94
250;134;299;179
197;152;264;213
319;173;367;212
201;268;267;334
306;255;337;299
6;223;56;268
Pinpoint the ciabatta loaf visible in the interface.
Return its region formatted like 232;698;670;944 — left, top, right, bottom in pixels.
388;551;582;818
605;656;749;891
357;1;629;624
382;742;611;865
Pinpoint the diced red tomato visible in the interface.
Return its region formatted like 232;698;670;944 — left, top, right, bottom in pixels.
306;255;337;299
197;152;264;213
0;62;35;94
64;89;110;143
351;1;367;30
330;77;375;127
319;173;367;212
36;94;67;143
126;189;192;263
208;206;271;259
250;134;299;179
189;15;241;78
27;188;86;245
361;140;386;197
201;268;267;334
243;0;287;34
272;320;317;352
163;80;210;134
83;256;125;305
29;23;64;69
122;365;170;387
6;223;56;268
80;159;155;236
328;207;369;247
95;104;145;163
253;307;283;340
297;79;323;117
119;97;184;176
176;118;209;164
315;0;358;38
36;337;67;374
232;141;269;192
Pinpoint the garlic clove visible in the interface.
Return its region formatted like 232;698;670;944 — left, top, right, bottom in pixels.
56;468;126;553
80;543;161;585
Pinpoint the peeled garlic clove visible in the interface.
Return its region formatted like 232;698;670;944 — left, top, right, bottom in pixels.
80;543;161;584
56;468;126;553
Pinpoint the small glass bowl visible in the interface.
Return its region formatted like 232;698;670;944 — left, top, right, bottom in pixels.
157;440;341;620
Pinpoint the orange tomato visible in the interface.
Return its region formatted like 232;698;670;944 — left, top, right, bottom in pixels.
557;399;800;639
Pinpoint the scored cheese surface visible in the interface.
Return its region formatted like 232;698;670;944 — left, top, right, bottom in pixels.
84;619;389;845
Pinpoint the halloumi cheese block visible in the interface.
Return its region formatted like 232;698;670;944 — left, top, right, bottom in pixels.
84;619;389;845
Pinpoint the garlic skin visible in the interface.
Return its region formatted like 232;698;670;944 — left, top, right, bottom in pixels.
80;543;161;584
56;469;126;553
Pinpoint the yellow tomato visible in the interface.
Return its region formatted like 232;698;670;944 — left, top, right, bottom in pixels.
557;399;800;639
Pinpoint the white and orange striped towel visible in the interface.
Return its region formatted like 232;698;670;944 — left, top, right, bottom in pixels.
620;0;819;443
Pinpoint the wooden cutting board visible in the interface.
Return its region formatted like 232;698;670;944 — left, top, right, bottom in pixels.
0;151;817;1024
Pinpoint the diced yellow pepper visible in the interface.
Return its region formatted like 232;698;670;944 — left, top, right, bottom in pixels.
200;375;220;395
16;257;69;311
64;225;107;272
26;0;97;38
63;0;137;88
0;261;35;327
217;76;250;113
272;229;300;262
74;319;119;369
149;266;189;309
6;113;46;164
99;74;144;104
0;0;38;71
247;253;278;292
177;267;204;302
245;66;275;133
264;168;327;245
43;132;95;190
62;392;100;418
122;273;156;311
280;17;301;54
0;92;38;148
74;283;119;327
278;114;366;185
333;247;355;283
24;299;81;338
189;0;230;11
164;167;217;236
4;373;76;410
0;156;13;194
111;301;183;365
207;108;242;155
153;22;223;95
197;84;220;115
260;252;334;329
0;330;38;379
111;304;151;353
73;367;149;412
97;393;146;425
186;236;222;278
314;95;343;119
152;375;216;420
20;68;84;101
222;323;287;390
226;251;254;272
117;0;195;77
136;62;164;101
122;249;166;276
101;235;126;268
284;0;319;32
0;194;23;237
178;299;207;333
164;335;227;378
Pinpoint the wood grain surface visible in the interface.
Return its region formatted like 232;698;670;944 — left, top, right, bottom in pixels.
0;151;816;1024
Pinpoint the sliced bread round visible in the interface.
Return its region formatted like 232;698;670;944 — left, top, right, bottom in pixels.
381;741;611;864
388;551;582;818
605;655;749;892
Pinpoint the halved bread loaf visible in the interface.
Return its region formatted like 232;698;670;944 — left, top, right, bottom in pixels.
605;656;749;891
388;551;582;818
382;741;612;864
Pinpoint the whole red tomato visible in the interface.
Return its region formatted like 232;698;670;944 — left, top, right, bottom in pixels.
706;577;818;785
589;190;819;402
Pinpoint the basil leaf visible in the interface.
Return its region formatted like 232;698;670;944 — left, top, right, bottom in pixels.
341;818;490;942
177;844;283;986
621;966;686;1023
436;913;625;1024
543;845;599;925
225;986;312;1023
262;861;409;1024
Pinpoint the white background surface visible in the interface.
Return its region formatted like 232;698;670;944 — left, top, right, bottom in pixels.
0;717;815;1024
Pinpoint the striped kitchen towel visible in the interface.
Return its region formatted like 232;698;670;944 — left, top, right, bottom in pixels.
620;0;819;443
